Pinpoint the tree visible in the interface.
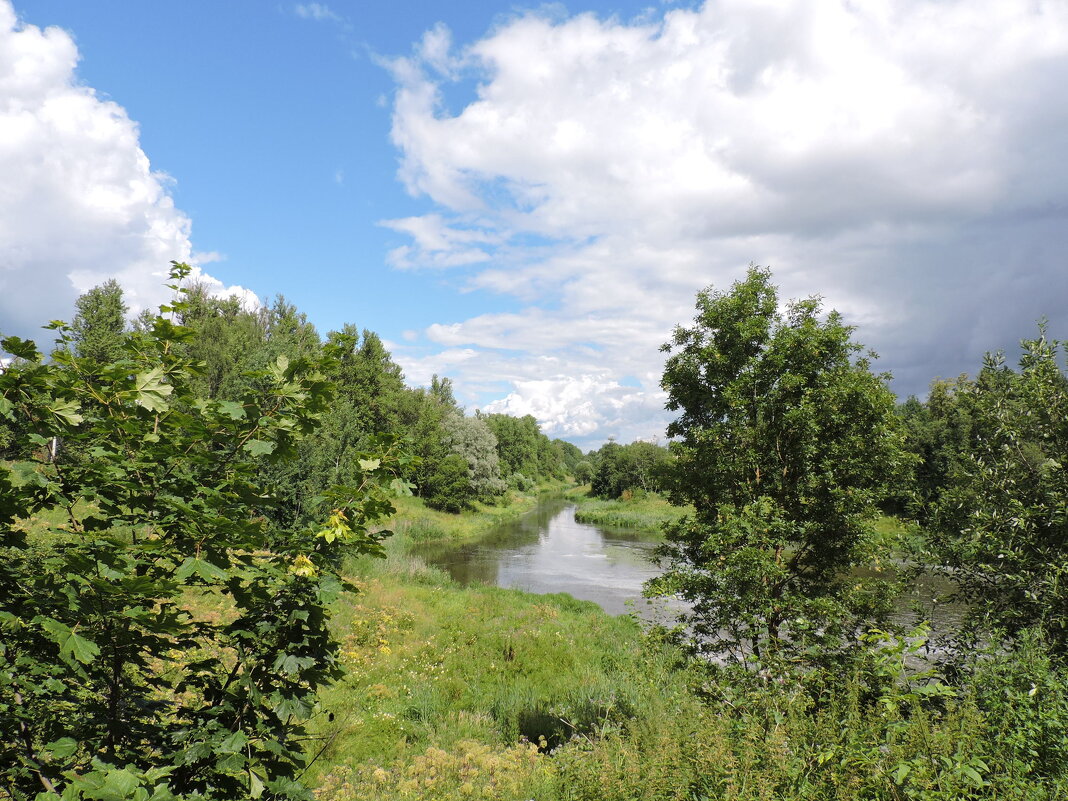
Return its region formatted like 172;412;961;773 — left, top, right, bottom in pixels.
647;266;910;666
931;328;1068;654
590;440;669;498
442;411;506;501
178;283;268;400
423;453;472;513
573;460;594;485
326;327;407;438
70;279;128;363
0;264;404;800
891;377;976;521
482;413;542;480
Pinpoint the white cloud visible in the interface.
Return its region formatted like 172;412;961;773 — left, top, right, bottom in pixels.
485;374;668;442
0;2;254;340
386;0;1068;445
294;3;341;23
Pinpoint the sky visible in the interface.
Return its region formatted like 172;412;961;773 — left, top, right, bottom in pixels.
2;0;1067;449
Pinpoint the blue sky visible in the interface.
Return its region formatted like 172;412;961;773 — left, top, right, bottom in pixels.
7;0;544;335
3;0;1068;447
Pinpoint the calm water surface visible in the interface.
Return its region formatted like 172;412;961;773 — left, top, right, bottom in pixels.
412;498;670;617
413;498;964;633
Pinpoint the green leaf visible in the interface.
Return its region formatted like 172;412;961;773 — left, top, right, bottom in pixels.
216;400;246;420
43;737;78;759
389;477;415;497
47;397;83;426
249;769;266;799
64;631;101;665
37;617;101;666
174;557;229;583
133;366;174;412
244;439;276;458
892;763;911;784
218;731;248;754
1;335;40;360
101;766;141;799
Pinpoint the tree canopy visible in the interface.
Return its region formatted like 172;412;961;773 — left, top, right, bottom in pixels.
648;266;911;665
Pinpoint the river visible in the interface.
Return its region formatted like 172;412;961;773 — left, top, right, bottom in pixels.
412;497;964;634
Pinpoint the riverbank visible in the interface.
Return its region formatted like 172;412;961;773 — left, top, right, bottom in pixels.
389;479;571;546
308;544;689;800
566;486;690;533
306;498;1067;800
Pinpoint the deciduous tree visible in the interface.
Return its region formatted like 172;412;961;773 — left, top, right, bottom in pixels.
0;265;403;800
931;327;1068;654
648;266;910;666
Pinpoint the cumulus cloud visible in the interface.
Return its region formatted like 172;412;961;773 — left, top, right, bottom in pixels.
386;0;1068;445
0;2;253;342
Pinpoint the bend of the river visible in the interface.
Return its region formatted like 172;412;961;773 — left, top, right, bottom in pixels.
412;498;669;618
412;497;964;634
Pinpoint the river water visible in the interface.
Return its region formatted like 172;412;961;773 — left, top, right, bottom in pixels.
412;498;964;634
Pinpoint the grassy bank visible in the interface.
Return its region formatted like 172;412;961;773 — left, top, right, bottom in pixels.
566;487;691;534
307;540;692;800
389;479;570;546
306;509;1068;801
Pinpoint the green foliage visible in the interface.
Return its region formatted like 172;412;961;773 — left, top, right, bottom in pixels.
441;411;506;501
0;265;403;800
70;279;128;364
589;440;669;498
308;516;1068;800
572;460;594;485
554;439;584;473
649;266;911;665
891;378;976;520
930;327;1068;654
570;490;689;533
424;453;473;513
482;414;549;482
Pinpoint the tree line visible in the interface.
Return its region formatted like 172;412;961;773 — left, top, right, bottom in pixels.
1;276;580;518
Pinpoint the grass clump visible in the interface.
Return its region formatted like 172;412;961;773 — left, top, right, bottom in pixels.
568;488;691;533
306;542;686;799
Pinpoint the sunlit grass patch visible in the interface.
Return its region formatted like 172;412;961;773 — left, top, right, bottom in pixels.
305;555;679;797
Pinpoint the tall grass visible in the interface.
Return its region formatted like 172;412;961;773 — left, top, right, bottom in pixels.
306;492;1068;801
308;542;680;800
312;534;1068;800
568;488;691;533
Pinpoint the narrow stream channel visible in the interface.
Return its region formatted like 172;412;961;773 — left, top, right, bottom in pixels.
412;498;965;635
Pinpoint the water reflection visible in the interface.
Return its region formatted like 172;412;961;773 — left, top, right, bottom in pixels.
413;499;666;616
413;499;966;636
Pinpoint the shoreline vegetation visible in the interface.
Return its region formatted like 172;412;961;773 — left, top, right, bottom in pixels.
307;487;1067;800
387;479;570;546
566;486;690;533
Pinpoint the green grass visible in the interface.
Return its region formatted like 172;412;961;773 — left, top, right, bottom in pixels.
307;542;686;800
871;514;927;558
388;479;570;545
566;487;691;534
307;516;1068;801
